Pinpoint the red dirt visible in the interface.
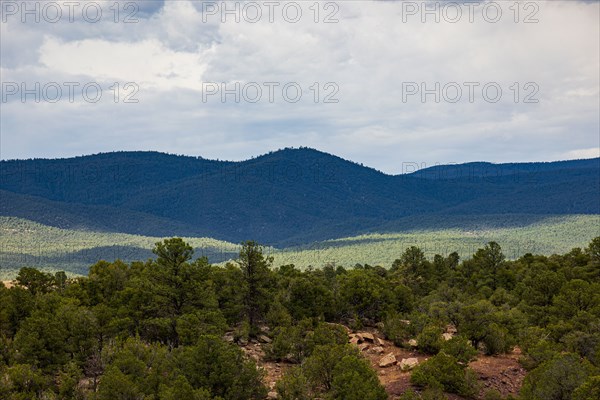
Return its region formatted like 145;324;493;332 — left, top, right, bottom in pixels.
243;327;527;399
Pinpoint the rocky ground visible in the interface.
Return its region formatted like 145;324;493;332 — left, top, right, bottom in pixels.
237;325;526;400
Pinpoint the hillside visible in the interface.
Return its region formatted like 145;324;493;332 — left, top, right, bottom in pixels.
1;214;598;279
0;217;240;278
1;149;598;246
271;214;600;268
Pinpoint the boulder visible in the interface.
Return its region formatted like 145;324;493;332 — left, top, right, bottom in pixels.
349;335;360;345
379;352;397;367
376;337;386;346
400;358;419;371
408;339;418;347
358;343;370;352
258;335;272;344
370;346;385;354
361;332;375;342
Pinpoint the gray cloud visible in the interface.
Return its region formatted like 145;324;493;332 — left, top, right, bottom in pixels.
1;0;598;173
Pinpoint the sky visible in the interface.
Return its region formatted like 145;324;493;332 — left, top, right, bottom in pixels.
0;0;599;174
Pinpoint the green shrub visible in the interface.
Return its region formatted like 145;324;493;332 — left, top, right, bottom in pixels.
307;323;349;353
483;389;503;400
561;331;600;367
176;310;227;345
276;366;310;400
398;389;420;400
266;300;292;329
417;325;444;355
482;323;513;355
411;353;478;397
265;325;302;362
518;328;561;371
276;344;386;400
520;353;597;400
302;344;356;390
330;354;388;400
572;375;600;400
266;321;346;363
441;335;478;363
382;313;411;346
233;320;250;343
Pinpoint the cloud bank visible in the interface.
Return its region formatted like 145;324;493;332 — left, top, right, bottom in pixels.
1;0;598;173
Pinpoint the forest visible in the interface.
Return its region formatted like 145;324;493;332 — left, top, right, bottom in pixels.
1;237;599;399
2;150;598;246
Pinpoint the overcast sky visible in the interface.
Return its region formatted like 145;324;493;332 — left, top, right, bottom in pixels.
1;0;598;174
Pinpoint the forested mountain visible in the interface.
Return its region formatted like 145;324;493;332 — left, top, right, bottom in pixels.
1;148;598;245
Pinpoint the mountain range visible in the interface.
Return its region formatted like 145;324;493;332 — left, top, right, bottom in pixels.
1;148;598;246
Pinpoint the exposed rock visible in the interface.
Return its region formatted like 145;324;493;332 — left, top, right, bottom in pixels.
442;333;453;341
399;358;419;371
379;353;397;367
358;343;370;352
361;332;375;342
223;332;235;342
370;346;385;354
376;337;386;346
355;333;364;342
408;339;418;347
259;335;272;344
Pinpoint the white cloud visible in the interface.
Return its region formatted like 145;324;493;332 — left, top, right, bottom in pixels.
1;0;598;173
38;37;211;91
562;148;600;160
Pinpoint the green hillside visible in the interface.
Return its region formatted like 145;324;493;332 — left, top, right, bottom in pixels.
269;214;600;267
1;214;598;279
0;217;240;278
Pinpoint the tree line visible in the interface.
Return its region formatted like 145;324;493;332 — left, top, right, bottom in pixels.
1;237;599;399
